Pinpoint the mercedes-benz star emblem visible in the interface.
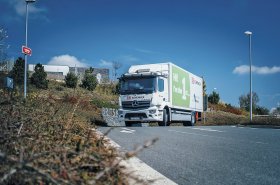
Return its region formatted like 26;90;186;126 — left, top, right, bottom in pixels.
132;100;139;107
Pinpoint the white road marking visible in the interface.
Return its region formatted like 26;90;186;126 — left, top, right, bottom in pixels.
169;129;270;146
120;130;135;134
122;128;136;132
191;127;225;132
120;128;136;134
168;129;210;137
254;141;269;145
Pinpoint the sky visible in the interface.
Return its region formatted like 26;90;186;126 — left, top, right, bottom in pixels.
1;0;280;110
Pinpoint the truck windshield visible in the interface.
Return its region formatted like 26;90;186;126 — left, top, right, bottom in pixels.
120;77;156;95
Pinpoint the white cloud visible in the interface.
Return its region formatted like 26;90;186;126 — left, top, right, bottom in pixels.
48;55;88;67
98;55;139;68
99;59;112;67
5;0;46;16
233;65;280;75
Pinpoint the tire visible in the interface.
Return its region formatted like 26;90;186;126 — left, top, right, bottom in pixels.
125;121;132;127
158;109;168;126
190;112;196;126
183;112;196;126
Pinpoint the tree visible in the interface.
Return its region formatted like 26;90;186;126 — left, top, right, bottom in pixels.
0;27;9;64
31;63;48;89
239;92;259;112
255;106;269;115
271;107;280;115
202;78;207;96
9;57;25;87
65;72;78;88
112;61;122;81
81;67;97;91
208;91;220;104
112;81;120;95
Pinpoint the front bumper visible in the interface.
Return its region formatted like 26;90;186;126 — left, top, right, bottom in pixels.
118;107;163;122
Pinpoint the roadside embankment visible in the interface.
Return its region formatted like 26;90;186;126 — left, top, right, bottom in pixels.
0;90;132;184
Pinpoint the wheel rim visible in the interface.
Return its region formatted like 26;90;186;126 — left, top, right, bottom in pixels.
191;113;195;125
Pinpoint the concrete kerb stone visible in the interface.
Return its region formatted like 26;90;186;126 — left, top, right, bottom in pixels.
92;128;177;185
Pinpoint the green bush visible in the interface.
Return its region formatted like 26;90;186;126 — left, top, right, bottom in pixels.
9;57;25;87
55;86;64;91
65;72;78;88
31;63;48;89
81;68;97;91
208;91;220;104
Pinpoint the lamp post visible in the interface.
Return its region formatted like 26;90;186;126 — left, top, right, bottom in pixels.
24;0;36;99
245;31;253;122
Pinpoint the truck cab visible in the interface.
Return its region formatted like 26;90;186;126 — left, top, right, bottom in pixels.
118;70;169;126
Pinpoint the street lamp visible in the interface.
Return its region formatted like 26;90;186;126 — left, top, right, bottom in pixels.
245;31;253;122
24;0;36;99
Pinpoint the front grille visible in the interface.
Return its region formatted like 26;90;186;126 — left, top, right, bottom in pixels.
125;113;147;119
122;100;150;109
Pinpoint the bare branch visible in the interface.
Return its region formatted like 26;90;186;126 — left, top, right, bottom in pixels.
0;169;17;183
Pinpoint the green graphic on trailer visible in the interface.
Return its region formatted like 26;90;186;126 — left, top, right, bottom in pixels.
172;65;190;108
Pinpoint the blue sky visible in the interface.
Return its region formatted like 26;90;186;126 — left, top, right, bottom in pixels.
1;0;280;110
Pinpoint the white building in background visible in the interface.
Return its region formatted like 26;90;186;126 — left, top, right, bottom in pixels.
28;64;110;83
28;64;69;75
29;64;69;81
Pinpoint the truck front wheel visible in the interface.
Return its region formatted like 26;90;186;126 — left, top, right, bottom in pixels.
125;121;132;127
158;109;169;126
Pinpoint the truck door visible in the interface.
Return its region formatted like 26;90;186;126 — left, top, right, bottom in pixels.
158;77;168;104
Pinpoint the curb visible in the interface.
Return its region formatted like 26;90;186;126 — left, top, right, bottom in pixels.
93;128;177;185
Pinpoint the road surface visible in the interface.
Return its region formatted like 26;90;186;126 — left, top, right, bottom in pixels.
98;126;280;185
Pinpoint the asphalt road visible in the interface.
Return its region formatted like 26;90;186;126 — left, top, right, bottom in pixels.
98;126;280;185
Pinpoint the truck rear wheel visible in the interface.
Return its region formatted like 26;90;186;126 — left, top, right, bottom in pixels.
159;109;169;126
183;112;196;126
190;112;196;126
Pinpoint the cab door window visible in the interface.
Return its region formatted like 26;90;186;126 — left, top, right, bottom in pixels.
158;78;164;92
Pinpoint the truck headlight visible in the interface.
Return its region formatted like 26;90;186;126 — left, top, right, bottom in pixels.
149;109;156;114
118;110;123;115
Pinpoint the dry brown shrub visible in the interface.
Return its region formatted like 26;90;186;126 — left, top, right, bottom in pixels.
0;93;130;184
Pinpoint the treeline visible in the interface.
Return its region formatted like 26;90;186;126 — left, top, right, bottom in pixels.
4;57;119;94
207;90;270;115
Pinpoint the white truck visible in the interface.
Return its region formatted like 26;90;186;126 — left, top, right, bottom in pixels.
118;63;203;126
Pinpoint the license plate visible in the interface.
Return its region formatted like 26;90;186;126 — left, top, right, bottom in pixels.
130;117;139;120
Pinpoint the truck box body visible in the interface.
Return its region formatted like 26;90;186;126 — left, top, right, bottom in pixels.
118;63;203;126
